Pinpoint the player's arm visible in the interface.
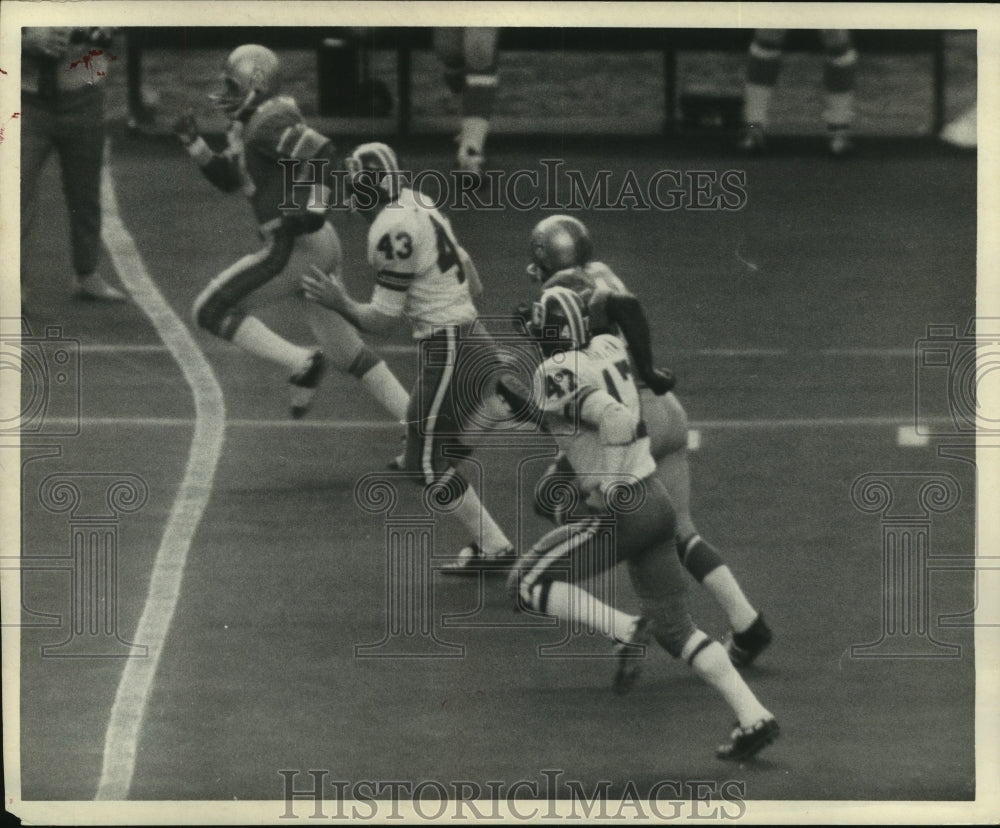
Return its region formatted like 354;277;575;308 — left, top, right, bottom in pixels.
458;247;483;297
272;120;339;236
174;112;243;193
301;267;401;336
603;293;676;395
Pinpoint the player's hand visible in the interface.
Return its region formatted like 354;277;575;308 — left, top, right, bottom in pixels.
301;265;347;312
173;111;200;146
645;367;676;396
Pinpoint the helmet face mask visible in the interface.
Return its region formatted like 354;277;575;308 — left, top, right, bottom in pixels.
529;286;591;357
526;215;594;284
210;44;280;119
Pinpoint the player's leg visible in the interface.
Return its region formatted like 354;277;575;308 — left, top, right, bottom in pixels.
286;223;410;420
513;518;640;646
457;27;499;176
820;29;857;156
433;27;466;94
739;28;787;153
405;327;513;566
645;391;769;662
55;87;125;301
20;98;56;309
626;484;778;760
192;233;320;409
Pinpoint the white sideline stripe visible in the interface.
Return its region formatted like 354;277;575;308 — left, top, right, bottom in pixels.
78;343;921;358
94;151;227;801
38;415;953;431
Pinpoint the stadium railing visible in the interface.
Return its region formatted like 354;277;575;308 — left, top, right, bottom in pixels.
125;27;950;136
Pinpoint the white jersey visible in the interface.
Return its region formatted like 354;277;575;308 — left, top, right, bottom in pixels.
367;188;478;339
532;334;656;494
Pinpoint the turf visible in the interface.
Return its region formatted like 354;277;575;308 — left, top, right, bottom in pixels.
16;33;979;809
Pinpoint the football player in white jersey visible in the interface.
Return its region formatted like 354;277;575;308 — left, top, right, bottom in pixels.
504;286;779;761
523;215;773;668
301;142;514;568
174;45;409;421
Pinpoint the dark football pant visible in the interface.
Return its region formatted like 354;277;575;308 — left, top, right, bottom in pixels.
21;85;106;278
516;476;698;657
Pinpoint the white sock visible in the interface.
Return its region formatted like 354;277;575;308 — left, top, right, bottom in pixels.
359;362;410;422
450;483;511;555
543;581;637;642
702;567;759;633
824;92;854;127
683;632;772;727
459;116;489;152
231;316;312;374
743;84;773;127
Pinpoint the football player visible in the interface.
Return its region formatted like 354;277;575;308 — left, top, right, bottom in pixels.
174;44;409;421
433;27;499;179
738;29;857;157
505;286;779;761
301;142;514;568
523;215;773;668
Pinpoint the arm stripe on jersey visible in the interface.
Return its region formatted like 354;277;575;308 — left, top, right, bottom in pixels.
375;270;414;291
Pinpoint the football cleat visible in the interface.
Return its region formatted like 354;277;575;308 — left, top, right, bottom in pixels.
612;616;652;695
716;717;780;761
440;542;514;575
75;274;127;303
289;350;326;419
736;122;767;155
827;125;854;158
726;614;773;667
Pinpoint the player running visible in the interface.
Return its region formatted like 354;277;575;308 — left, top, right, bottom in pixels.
301;142;514;567
520;215;773;668
174;45;409;421
504;285;779;761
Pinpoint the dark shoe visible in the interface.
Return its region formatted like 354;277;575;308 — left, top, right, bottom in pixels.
726;613;773;667
440;542;514;576
289;351;326;419
716;717;780;761
612;616;652;695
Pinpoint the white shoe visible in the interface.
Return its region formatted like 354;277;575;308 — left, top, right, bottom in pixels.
75;274;127;302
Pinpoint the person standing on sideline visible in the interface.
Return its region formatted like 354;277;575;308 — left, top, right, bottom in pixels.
21;27;128;304
738;29;857;157
433;28;499;181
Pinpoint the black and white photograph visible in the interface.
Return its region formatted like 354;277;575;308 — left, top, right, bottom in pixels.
2;1;997;823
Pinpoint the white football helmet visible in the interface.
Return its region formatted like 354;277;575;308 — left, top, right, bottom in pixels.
210;44;281;119
530;285;591;356
344;142;403;211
